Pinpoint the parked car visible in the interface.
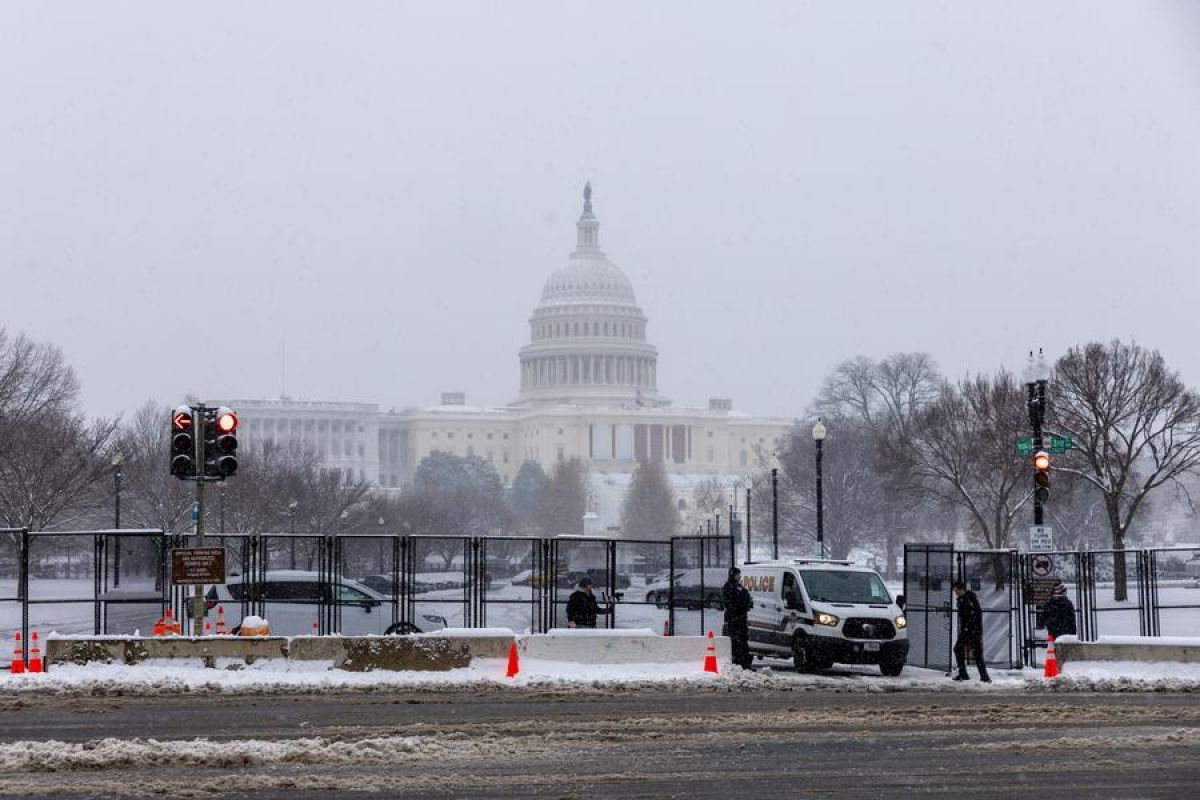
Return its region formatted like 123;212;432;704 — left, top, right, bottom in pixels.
644;568;726;609
205;570;447;635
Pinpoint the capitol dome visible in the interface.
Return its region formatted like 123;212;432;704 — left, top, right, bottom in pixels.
515;185;666;408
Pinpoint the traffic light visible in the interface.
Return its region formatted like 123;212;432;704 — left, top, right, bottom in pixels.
170;405;197;478
204;406;239;479
1033;450;1050;503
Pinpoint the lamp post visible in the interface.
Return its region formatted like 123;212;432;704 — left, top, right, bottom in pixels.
288;499;298;570
745;477;753;563
111;452;124;587
769;452;780;559
812;418;827;559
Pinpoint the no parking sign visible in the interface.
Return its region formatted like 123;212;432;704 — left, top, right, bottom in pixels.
1031;554;1055;578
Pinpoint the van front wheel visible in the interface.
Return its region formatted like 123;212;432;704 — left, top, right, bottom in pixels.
791;635;814;673
879;656;905;677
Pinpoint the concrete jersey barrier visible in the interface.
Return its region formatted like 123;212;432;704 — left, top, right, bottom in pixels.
521;629;732;665
1055;635;1200;665
43;630;730;670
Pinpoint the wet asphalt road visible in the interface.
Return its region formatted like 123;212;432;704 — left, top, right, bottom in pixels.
1;687;1198;798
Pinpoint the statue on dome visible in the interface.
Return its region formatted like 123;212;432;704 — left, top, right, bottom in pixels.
583;182;592;212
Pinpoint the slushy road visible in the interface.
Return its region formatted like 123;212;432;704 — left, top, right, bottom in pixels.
1;687;1198;798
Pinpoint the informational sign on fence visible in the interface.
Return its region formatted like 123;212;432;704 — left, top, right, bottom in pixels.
171;547;226;585
1022;577;1059;605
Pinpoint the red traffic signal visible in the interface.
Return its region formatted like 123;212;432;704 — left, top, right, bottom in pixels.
1033;450;1050;501
170;405;196;478
216;409;238;433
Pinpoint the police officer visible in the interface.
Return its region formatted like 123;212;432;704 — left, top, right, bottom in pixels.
1043;581;1077;640
722;567;753;670
567;576;608;628
952;580;990;682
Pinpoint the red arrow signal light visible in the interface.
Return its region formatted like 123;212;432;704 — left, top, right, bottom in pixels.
172;406;194;431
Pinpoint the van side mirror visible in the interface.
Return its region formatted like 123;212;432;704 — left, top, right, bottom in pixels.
896;594;906;611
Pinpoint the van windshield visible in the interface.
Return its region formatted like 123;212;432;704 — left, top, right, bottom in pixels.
799;570;891;604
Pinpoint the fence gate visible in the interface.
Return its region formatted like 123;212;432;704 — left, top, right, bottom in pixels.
903;544;955;672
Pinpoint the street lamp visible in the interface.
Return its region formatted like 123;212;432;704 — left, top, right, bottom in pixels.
812;418;827;559
110;452;124;587
288;499;298;570
769;452;780;559
745;476;753;563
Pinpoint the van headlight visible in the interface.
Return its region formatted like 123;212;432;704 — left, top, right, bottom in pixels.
895;615;907;629
814;612;839;627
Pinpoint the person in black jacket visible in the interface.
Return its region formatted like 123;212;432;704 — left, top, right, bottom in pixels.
566;576;608;628
1042;581;1077;640
952;581;990;682
722;567;754;670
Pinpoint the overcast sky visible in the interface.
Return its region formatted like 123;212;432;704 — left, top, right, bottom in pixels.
2;1;1199;421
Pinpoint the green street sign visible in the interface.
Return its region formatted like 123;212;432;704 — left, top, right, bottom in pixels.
1050;435;1073;454
1015;437;1033;456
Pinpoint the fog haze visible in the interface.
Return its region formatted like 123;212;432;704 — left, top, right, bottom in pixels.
3;1;1199;420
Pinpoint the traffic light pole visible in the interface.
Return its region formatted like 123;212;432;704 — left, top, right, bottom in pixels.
1027;380;1047;526
193;405;208;636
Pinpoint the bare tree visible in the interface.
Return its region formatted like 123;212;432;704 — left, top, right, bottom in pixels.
0;331;117;531
904;372;1030;556
1051;340;1200;600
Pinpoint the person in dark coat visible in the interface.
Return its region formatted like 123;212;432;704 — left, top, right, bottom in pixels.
952;580;990;682
722;567;754;670
566;576;607;628
1042;581;1077;640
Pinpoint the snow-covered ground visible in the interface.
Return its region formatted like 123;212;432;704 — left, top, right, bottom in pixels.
2;653;1198;698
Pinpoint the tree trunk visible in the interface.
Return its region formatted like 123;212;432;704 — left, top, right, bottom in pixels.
990;552;1008;591
1112;535;1128;603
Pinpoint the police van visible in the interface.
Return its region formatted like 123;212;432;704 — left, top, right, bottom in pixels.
741;559;908;676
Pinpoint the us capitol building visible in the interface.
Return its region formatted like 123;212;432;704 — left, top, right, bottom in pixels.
223;186;792;529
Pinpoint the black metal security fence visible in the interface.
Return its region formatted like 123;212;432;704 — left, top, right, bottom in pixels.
1;528;735;663
904;543;1200;671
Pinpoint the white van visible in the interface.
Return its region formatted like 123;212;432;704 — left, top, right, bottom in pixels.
740;560;908;676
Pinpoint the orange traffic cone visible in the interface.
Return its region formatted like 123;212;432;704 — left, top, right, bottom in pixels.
703;630;719;674
163;609;181;635
215;605;227;635
312;619;319;636
505;642;520;678
663;619;670;637
9;632;24;674
1043;635;1059;679
27;631;43;674
204;622;212;635
153;615;166;637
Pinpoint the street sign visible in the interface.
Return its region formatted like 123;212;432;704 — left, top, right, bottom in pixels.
1031;554;1055;577
171;547;226;585
1029;525;1053;552
1015;437;1033;456
1049;435;1073;454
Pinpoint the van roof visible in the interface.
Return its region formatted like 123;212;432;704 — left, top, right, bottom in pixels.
742;559;875;572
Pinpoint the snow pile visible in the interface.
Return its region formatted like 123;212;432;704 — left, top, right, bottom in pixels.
1028;660;1200;692
0;733;441;773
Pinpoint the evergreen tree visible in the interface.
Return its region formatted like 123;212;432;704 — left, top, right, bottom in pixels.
535;458;587;535
620;458;679;540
